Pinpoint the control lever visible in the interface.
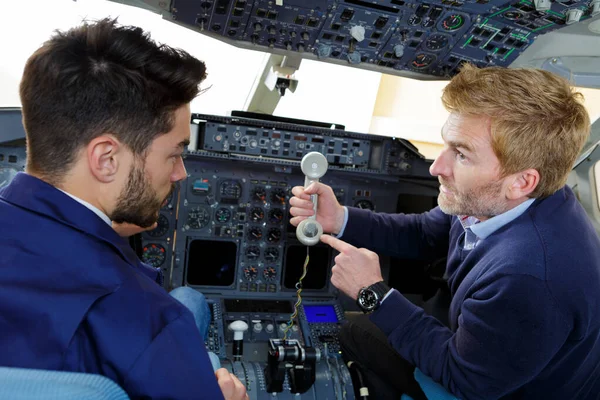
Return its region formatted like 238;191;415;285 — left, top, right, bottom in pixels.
296;152;328;246
228;320;248;361
264;338;321;394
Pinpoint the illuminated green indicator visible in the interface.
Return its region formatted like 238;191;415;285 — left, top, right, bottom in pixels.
443;15;464;31
489;6;512;18
532;23;553;32
503;48;515;60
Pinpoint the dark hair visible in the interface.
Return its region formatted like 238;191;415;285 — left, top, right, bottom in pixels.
19;18;207;184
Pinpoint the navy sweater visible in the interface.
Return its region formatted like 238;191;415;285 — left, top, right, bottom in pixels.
343;186;600;399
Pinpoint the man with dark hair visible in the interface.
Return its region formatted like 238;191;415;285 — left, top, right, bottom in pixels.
0;19;246;399
290;65;600;399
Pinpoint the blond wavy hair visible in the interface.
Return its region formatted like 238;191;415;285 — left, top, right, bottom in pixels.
442;64;591;198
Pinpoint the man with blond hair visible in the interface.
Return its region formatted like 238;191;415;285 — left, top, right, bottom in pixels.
290;64;600;399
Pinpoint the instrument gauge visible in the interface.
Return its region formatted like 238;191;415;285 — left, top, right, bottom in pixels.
408;15;421;26
219;180;242;203
267;228;282;243
425;34;449;51
248;227;263;241
264;247;279;262
252;186;267;202
215;207;232;223
441;14;465;31
186;206;210;229
503;11;523;20
411;53;436;70
270;188;287;205
244;266;258;281
269;208;284;224
245;245;260;260
422;17;435;28
142;243;166;268
249;207;265;223
147;214;169;237
263;267;277;281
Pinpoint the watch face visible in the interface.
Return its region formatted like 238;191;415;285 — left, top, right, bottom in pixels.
358;289;379;311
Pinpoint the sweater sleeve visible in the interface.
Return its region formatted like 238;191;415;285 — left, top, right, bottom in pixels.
341;206;452;261
369;274;571;399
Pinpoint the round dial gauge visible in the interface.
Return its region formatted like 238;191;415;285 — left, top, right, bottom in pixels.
245;245;260;260
425;34;449;51
408;15;421;26
252;186;267;202
147;214;170;237
0;167;18;189
219;180;242;202
187;206;210;229
249;207;265;223
142;243;166;268
503;11;523;20
247;227;263;241
354;199;375;210
441;14;465;31
244;266;258;281
215;207;232;223
267;228;282;243
264;247;279;262
422;17;435;28
270;188;287;205
411;53;436;70
269;208;284;224
263;267;277;281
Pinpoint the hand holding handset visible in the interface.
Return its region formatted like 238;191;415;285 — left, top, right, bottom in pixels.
296;152;328;246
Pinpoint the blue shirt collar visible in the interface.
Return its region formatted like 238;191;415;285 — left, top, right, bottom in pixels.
466;198;535;239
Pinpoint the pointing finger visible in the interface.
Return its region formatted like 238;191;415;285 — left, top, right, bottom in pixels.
320;234;355;253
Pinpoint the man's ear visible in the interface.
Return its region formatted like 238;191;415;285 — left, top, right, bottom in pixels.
87;135;122;183
506;168;540;200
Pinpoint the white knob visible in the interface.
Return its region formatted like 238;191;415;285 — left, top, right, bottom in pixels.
279;323;287;332
350;25;366;42
592;0;600;16
292;325;299;332
533;0;551;11
229;320;249;341
266;323;274;333
394;44;405;58
566;8;583;24
253;322;263;333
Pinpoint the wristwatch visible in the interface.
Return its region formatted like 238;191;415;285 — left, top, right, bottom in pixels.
356;281;391;313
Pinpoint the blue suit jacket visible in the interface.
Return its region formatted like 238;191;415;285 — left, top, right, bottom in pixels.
0;173;223;399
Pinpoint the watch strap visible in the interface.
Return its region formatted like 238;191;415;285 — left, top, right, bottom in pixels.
367;281;391;301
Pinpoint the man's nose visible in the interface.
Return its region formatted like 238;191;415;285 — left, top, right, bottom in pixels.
429;150;450;177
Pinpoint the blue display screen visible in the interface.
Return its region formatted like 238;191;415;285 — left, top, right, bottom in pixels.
304;305;338;323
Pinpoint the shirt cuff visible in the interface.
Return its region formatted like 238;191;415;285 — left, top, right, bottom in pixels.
335;206;349;238
381;288;394;303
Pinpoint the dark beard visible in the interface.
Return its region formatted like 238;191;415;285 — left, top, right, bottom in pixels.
110;161;173;228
